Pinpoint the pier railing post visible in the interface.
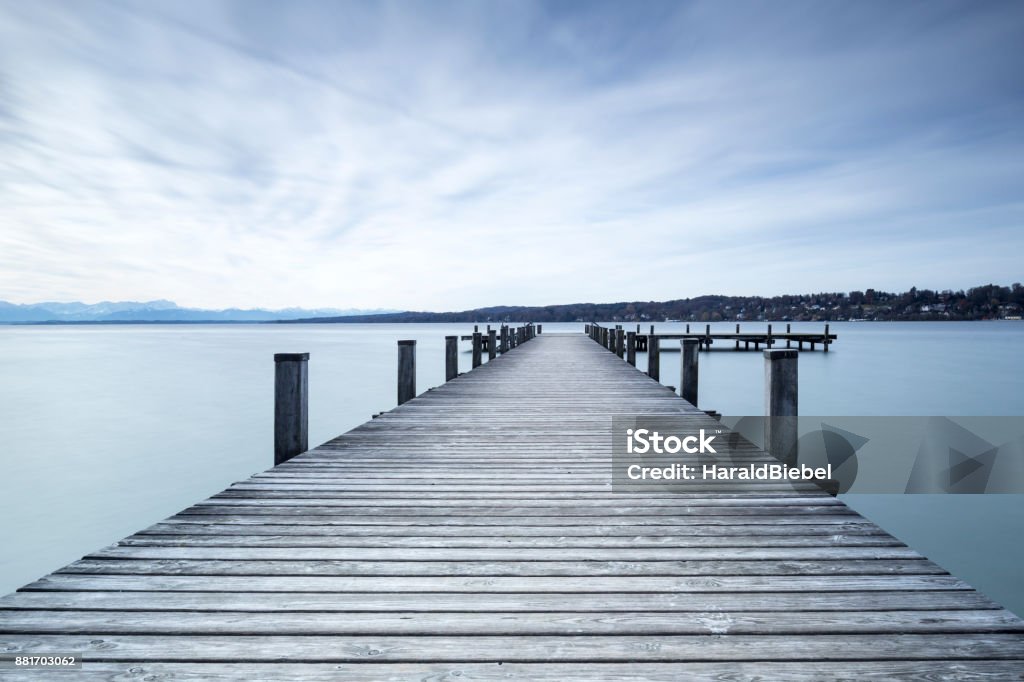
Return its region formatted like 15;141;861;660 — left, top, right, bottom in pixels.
626;331;636;366
472;332;482;368
615;328;624;358
681;338;698;405
501;325;509;353
647;335;660;381
488;329;497;360
786;323;791;349
537;324;542;334
274;352;309;466
735;323;740;350
764;349;798;465
397;340;417;405
824;323;830;353
445;335;458;381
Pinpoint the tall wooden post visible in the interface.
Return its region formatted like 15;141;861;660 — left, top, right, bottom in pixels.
445;336;458;381
647;335;660;381
786;323;791;349
824;323;830;353
705;324;711;352
488;329;497;360
397;340;416;405
765;349;798;465
681;338;699;405
274;352;308;466
615;328;624;358
501;325;509;353
626;331;636;366
735;323;740;350
767;323;773;347
472;332;482;368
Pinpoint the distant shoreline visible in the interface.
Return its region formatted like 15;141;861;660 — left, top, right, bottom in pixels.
3;319;1020;327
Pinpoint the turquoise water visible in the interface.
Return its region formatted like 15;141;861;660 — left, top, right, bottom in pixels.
0;321;1022;614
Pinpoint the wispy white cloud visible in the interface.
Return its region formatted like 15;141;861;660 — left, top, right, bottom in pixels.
1;0;1022;309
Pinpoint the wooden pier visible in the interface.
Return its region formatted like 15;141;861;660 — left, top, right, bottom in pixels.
2;332;1023;679
591;323;837;352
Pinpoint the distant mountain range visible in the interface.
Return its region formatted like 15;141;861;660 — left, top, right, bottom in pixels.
0;300;399;323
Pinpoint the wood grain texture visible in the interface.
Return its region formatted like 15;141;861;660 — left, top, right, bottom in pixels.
2;332;1021;678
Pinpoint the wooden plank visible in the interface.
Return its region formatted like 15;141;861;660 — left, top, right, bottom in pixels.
84;546;923;561
19;574;975;593
0;590;1001;613
134;521;889;536
3;633;1024;662
4;609;1021;635
58;558;946;577
10;661;1016;681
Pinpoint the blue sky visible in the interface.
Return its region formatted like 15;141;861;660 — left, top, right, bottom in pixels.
1;0;1022;310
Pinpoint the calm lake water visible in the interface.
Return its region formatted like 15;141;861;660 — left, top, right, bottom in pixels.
1;321;1022;614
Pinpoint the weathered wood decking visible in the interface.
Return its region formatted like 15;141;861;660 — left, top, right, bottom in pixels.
2;333;1023;680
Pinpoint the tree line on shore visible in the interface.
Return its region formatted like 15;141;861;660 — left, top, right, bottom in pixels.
295;283;1024;324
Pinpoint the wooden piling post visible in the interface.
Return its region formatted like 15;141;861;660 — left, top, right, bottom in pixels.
764;349;798;465
786;323;791;349
705;324;711;352
681;338;698;405
501;325;509;354
488;329;497;360
686;324;690;333
615;328;624;358
472;332;482;368
736;323;740;350
445;336;458;381
824;323;830;353
647;335;660;381
274;353;309;466
767;324;773;347
537;324;542;334
397;340;416;405
626;331;636;366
